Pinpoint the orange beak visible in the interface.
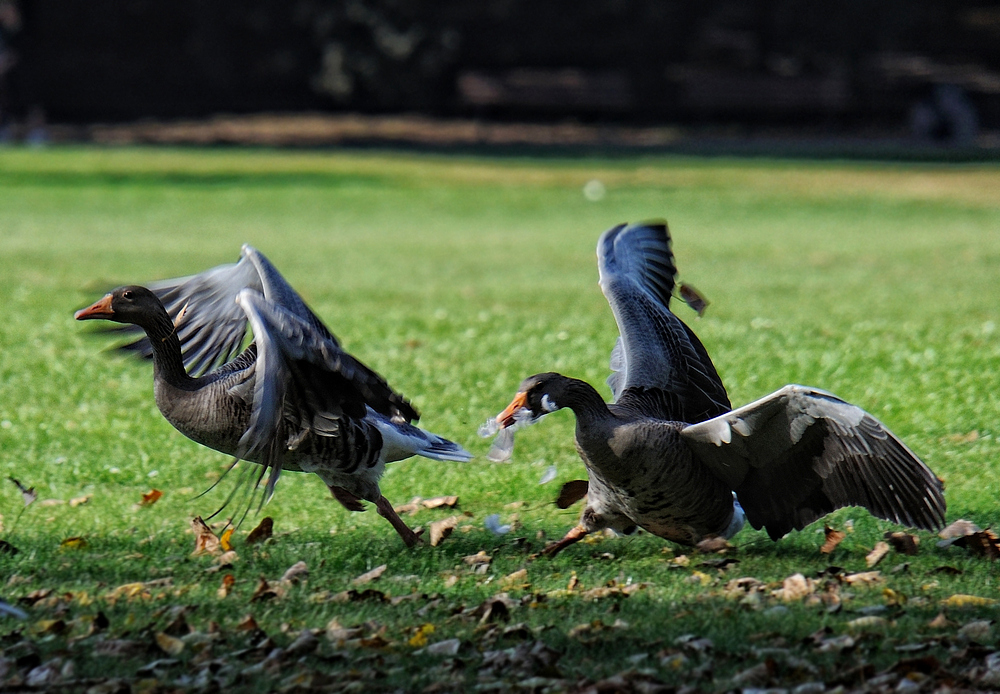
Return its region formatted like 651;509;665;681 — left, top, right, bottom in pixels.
496;391;529;428
75;294;115;320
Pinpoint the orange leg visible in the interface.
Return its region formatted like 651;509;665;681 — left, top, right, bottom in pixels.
375;495;423;548
540;524;590;557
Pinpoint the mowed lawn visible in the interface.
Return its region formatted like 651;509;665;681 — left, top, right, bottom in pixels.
0;147;999;691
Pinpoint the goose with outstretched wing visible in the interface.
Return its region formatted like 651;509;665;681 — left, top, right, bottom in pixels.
77;245;470;547
484;221;945;555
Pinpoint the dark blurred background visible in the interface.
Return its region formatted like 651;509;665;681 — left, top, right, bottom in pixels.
2;0;999;146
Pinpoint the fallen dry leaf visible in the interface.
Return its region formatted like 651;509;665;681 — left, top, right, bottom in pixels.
59;536;88;550
236;614;261;632
939;519;981;540
942;594;997;608
555;480;589;509
352;564;387;586
957;529;1000;560
843;571;882;585
463;551;491;567
219;527;234;552
39;499;64;507
140;489;162;506
774;573;815;601
821;525;846;554
422;495;459;509
695;536;731;553
191;517;221;556
69;494;93;508
928;612;953;628
408;623;435;647
280;561;309;585
866;541;891;567
429;516;460;546
217;574;235;599
947;430;979;444
847;616;886;629
245;516;274;545
250;576;282;602
8;476;36;506
885;531;920;555
958;619;992;642
501;569;529;589
155;632;185;656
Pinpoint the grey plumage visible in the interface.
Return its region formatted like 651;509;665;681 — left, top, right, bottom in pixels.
77;246;471;546
488;221;946;555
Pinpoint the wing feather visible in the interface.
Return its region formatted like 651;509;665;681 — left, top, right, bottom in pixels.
681;385;946;539
597;221;730;422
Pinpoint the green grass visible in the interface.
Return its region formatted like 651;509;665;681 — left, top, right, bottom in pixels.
1;146;999;690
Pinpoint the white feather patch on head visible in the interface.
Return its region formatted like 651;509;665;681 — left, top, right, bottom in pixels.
541;394;558;412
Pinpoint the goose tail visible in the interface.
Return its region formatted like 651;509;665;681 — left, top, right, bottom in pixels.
370;412;473;463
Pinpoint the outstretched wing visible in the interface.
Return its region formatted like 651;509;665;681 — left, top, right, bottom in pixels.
598;221;730;423
680;385;946;539
234;288;418;502
112;245;340;376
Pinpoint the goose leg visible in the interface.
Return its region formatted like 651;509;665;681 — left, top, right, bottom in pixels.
540;524;590;557
375;495;424;548
329;485;366;512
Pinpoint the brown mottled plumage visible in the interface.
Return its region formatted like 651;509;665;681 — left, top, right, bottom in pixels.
489;222;946;556
76;246;471;546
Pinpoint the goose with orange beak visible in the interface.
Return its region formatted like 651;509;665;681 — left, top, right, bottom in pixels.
483;221;946;556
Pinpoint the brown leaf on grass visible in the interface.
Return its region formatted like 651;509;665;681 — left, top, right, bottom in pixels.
843;570;882;585
886;531;920;555
429;516;460;546
695;536;731;553
245;516;274;545
250;576;282;602
501;569;529;589
59;536;88;550
352;564;387;586
957;529;1000;560
69;494;93;508
191;517;221;556
928;612;953;628
866;541;891;567
280;561;309;585
423;496;459;509
219;527;234;552
393;497;422;515
942;594;997;608
326;618;365;642
8;476;36;506
155;632;185;656
140;489;163;506
774;573;815;601
217;574;235;599
938;519;981;540
566;574;580;591
463;551;491;567
821;525;846;554
104;579;172;604
930;565;963;575
679;282;710;316
555;480;589;509
236;614;261;632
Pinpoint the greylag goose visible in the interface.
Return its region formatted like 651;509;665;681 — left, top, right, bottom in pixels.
484;221;946;556
76;245;471;547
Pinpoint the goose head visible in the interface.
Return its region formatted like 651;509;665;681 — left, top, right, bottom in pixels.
75;286;168;331
495;372;568;426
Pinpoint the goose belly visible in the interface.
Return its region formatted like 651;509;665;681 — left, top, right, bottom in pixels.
584;440;735;545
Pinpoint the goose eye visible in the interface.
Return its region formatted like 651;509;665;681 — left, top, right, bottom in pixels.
122;290;134;300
